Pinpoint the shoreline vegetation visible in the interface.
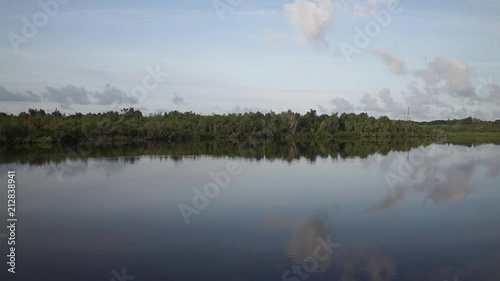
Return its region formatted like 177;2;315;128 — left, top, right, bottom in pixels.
0;108;499;144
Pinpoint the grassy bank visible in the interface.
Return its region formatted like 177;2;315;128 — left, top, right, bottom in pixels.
443;132;500;144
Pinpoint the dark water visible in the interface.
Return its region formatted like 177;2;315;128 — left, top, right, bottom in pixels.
0;142;499;281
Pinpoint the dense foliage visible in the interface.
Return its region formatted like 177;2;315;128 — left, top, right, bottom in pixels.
0;108;443;144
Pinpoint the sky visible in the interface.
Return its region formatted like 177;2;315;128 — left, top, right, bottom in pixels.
0;0;499;121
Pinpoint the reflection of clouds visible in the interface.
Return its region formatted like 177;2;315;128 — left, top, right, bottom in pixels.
484;155;500;178
0;165;17;177
42;157;140;179
420;163;474;204
94;158;134;177
370;144;500;211
284;209;332;272
46;160;89;179
367;187;405;213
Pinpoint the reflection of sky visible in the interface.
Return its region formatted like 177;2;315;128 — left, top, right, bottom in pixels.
0;144;499;280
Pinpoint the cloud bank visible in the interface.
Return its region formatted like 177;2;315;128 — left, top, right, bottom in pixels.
0;84;140;109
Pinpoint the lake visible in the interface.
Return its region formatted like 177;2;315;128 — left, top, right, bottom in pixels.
1;142;499;281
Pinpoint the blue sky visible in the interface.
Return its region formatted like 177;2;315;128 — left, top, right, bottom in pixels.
0;0;499;120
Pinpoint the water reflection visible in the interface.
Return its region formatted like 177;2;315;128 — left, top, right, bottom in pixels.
419;163;473;204
368;144;500;212
262;213;288;230
366;187;405;213
284;209;334;272
0;139;430;166
0;143;499;280
336;241;396;281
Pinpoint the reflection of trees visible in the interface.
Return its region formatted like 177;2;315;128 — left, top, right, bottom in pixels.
0;139;428;166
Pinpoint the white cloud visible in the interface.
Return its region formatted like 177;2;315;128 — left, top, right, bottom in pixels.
330;97;355;113
284;0;334;43
231;105;266;113
378;88;399;109
360;92;384;112
402;81;451;119
414;58;475;98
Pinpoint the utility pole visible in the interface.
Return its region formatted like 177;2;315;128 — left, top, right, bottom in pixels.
407;106;410;121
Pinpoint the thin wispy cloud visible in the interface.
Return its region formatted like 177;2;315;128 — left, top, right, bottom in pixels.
368;48;407;75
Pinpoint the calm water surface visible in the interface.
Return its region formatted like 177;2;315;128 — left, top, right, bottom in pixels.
0;143;499;281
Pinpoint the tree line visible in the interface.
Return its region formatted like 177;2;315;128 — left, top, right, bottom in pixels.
0;107;491;144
